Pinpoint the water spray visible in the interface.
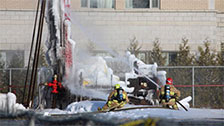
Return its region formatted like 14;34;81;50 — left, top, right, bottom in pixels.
70;13;161;89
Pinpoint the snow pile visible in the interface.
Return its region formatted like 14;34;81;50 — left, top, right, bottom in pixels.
66;101;105;113
37;101;106;115
0;92;26;113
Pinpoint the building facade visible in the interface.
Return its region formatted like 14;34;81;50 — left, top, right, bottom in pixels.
0;0;224;66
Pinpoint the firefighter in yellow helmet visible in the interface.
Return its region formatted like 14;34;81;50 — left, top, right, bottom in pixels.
159;78;181;110
98;84;129;111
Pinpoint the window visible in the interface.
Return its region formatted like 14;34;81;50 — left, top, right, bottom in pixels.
93;51;111;57
221;42;224;52
162;52;177;65
81;0;88;7
0;52;6;68
126;0;160;8
133;0;149;8
0;50;24;68
168;52;177;64
152;0;159;8
81;0;115;8
221;42;224;58
137;51;147;63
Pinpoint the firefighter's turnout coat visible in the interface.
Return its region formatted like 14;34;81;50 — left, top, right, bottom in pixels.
101;88;129;110
160;84;180;109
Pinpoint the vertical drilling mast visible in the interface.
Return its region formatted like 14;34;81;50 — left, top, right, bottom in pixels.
45;0;75;79
24;0;75;109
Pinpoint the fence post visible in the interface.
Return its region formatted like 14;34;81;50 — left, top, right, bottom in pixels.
111;74;113;90
96;73;98;91
192;66;195;107
9;69;12;92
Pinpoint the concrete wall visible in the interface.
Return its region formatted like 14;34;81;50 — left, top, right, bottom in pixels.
0;10;47;65
217;13;224;44
0;10;223;62
71;10;221;52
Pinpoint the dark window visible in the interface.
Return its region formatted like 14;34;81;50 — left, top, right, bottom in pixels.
81;0;115;8
133;0;149;8
161;52;177;66
90;0;98;8
126;0;160;8
221;42;224;52
168;52;177;65
81;0;88;7
152;0;159;8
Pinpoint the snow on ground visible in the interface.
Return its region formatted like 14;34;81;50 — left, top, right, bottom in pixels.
38;100;223;121
97;108;224;120
40;108;67;116
1;93;222;121
65;100;223;120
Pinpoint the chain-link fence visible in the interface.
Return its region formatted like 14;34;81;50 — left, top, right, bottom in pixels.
158;66;224;109
0;68;27;103
1;66;224;108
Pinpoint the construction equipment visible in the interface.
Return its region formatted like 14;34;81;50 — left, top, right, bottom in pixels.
23;0;76;109
125;52;167;105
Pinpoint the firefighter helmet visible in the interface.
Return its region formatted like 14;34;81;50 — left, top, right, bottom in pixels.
166;78;173;85
114;84;120;89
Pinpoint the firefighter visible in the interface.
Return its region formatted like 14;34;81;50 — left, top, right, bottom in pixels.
159;77;180;110
44;74;64;108
98;84;129;111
